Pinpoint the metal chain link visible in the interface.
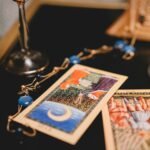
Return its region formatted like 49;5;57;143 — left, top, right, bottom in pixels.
18;45;113;95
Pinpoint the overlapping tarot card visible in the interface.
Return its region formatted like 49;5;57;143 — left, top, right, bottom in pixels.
102;90;150;150
13;64;127;144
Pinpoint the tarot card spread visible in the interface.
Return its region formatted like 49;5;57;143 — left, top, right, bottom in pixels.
13;64;127;145
102;90;150;150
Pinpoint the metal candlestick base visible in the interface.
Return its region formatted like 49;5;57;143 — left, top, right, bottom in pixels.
4;50;49;75
4;0;49;76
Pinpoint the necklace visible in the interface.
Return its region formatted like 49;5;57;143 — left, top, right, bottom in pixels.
7;39;136;137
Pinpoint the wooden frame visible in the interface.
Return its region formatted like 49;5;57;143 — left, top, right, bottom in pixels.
107;11;150;41
0;0;128;62
41;0;128;10
107;0;150;41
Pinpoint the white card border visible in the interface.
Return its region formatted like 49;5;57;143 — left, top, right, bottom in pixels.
102;89;150;150
13;64;127;145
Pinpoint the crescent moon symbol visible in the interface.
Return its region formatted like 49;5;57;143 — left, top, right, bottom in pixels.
47;106;72;122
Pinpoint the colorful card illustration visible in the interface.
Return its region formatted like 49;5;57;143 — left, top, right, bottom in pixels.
13;64;127;145
102;90;150;150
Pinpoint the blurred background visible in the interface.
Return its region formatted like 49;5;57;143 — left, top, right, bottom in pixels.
1;1;150;150
0;0;127;38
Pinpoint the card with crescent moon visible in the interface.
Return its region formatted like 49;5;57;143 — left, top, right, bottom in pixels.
102;90;150;150
13;64;127;145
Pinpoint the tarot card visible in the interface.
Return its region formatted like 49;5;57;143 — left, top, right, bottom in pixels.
13;64;127;145
102;90;150;150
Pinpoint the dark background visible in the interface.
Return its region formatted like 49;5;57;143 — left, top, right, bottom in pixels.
1;5;150;150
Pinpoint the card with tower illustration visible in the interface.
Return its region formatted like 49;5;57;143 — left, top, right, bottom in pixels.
13;64;127;145
102;90;150;150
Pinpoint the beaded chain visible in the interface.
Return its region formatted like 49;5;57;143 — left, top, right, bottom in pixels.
7;39;136;136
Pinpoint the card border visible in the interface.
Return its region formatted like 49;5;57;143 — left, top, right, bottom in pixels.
13;64;127;145
102;89;150;150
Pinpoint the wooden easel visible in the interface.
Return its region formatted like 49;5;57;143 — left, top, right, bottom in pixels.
107;0;150;41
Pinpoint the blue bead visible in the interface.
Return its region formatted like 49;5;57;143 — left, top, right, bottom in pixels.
69;55;81;64
114;40;127;49
18;95;33;107
122;45;135;53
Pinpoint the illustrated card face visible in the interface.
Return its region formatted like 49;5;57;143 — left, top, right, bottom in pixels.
13;64;127;145
102;90;150;150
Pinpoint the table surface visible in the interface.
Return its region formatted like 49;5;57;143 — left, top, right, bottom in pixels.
1;5;150;150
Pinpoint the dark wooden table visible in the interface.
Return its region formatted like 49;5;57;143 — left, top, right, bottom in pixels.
1;5;150;150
